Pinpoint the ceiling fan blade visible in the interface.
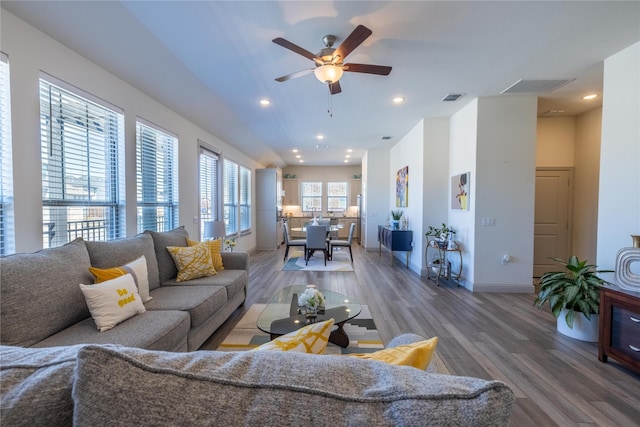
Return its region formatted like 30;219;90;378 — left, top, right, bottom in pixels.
329;81;342;95
334;25;372;61
275;68;314;82
272;37;319;62
343;63;392;75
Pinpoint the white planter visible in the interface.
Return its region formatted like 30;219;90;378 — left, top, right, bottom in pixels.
556;308;599;342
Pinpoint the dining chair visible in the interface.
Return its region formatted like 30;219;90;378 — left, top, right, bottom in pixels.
329;222;356;263
305;225;329;266
283;222;306;262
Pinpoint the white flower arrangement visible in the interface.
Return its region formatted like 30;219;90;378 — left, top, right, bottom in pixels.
298;286;325;309
224;238;237;251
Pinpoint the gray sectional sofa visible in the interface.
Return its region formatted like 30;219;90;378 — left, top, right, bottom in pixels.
0;226;248;352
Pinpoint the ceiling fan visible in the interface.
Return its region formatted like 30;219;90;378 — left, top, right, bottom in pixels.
272;24;392;95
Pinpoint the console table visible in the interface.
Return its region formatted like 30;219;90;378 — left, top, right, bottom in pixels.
598;286;640;373
378;226;412;268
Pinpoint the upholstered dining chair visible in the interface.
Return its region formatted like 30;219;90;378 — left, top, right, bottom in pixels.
329;222;356;263
283;222;306;262
305;225;329;266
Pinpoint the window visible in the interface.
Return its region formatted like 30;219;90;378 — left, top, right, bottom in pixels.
239;165;251;233
136;120;178;233
223;159;238;235
40;75;125;248
199;146;219;240
301;182;322;213
0;53;14;254
327;182;347;212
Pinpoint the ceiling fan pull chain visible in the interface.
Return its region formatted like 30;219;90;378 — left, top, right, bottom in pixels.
327;88;333;117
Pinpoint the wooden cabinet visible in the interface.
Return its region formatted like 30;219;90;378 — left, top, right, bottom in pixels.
288;217;305;239
282;179;299;206
337;218;359;240
599;286;640;373
350;179;361;206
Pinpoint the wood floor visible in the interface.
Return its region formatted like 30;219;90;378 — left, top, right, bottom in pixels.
201;243;640;427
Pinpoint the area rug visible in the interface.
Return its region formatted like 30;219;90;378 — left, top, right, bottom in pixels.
215;304;450;374
217;304;382;355
282;249;353;272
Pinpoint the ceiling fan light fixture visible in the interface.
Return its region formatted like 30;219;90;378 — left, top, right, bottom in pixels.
314;64;343;84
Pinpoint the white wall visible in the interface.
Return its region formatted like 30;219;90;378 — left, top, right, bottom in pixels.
362;149;389;251
389;120;424;272
574;108;602;262
2;10;262;253
421;118;450;274
473;96;538;292
536;117;576;166
449;101;478;287
597;41;640;279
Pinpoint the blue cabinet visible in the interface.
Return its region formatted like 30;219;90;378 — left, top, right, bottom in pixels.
378;226;413;268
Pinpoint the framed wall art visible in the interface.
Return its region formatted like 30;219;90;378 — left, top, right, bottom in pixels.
396;166;408;207
451;172;470;210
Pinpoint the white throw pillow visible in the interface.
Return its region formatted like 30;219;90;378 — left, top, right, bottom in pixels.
79;274;146;332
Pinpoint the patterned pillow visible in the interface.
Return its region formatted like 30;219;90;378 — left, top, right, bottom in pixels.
349;336;438;370
89;255;152;303
79;274;146;332
187;238;224;271
166;242;217;282
253;318;335;354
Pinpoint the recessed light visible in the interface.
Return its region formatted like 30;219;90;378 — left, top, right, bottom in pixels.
582;94;598;100
259;98;271;106
299;159;304;163
345;155;351;158
292;149;298;153
393;96;405;103
347;149;353;153
344;159;349;163
296;155;301;158
316;134;324;140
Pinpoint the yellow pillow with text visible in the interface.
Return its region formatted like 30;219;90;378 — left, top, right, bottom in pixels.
187;238;224;271
253;319;335;354
166;242;216;282
349;336;438;370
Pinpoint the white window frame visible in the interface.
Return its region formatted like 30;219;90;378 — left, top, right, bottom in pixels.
39;73;125;248
199;144;221;240
239;165;251;234
136;119;179;233
0;52;14;254
301;181;323;214
327;181;348;212
223;159;239;236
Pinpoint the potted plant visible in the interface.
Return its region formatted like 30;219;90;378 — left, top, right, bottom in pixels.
425;223;455;247
390;210;403;229
533;256;612;342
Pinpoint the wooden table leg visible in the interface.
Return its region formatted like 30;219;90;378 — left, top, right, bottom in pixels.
329;321;350;348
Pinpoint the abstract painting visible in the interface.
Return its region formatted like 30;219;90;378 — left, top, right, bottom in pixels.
451;172;470;210
396;166;408;207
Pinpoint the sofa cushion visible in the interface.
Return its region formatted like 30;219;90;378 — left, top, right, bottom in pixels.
72;345;516;426
0;238;93;347
144;286;227;328
188;238;225;271
31;311;190;352
0;344;88;426
166;242;217;282
161;269;246;300
253;318;335;354
85;233;160;291
79;274;146;332
145;226;189;284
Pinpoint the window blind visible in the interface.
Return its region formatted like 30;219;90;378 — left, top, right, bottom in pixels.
39;77;125;248
223;159;238;235
199;146;219;240
239;165;251;232
301;181;322;212
0;52;14;255
136;120;178;233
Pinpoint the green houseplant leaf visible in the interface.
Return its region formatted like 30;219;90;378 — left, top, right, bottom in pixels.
533;256;612;329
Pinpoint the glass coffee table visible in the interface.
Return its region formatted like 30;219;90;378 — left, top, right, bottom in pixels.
257;285;361;348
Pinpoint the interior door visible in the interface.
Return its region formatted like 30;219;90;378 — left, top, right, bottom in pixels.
534;168;573;277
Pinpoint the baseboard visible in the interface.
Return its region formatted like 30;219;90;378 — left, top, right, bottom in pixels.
471;282;535;293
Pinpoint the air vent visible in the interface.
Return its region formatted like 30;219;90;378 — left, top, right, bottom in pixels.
540;109;567;117
314;144;329;149
442;93;464;102
381;136;392;140
501;79;575;94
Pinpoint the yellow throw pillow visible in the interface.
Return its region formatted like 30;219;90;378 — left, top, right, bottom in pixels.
79;273;146;332
89;255;152;303
348;337;438;370
166;242;217;282
188;238;224;271
253;318;335;354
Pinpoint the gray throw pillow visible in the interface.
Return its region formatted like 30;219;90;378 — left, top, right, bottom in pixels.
144;226;189;284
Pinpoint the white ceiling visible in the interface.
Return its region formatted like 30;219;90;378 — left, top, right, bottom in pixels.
3;1;639;167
